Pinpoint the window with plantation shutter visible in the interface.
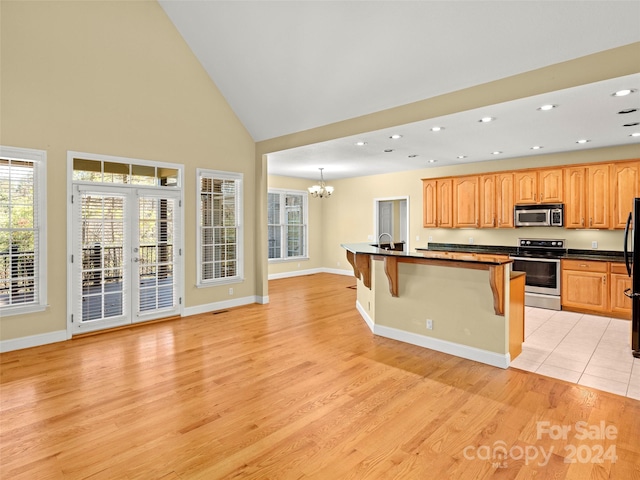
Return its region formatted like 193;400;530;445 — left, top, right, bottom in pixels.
197;169;243;286
0;146;47;316
268;189;308;261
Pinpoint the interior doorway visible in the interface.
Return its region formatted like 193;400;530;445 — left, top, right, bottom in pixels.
374;196;409;252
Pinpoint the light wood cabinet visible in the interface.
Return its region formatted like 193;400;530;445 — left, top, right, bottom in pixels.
496;173;514;228
561;259;631;319
422;178;452;228
480;175;496;228
514;171;537;204
514;168;563;204
422;179;437;227
610;263;632;318
453;176;479;228
564;166;587;228
478;173;514;228
611;162;640;229
564;164;609;229
561;260;608;313
588;164;610;229
423;159;637;231
539;168;564;203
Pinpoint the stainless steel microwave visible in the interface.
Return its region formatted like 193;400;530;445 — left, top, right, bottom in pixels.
514;204;564;227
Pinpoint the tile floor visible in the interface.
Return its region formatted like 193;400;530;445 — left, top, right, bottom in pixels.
510;307;640;400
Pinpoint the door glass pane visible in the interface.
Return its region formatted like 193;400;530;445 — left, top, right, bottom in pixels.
138;196;175;313
80;193;126;322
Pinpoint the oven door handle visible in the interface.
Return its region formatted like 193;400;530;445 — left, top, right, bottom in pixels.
510;256;561;263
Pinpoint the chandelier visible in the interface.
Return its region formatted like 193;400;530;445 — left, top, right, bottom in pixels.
308;168;334;198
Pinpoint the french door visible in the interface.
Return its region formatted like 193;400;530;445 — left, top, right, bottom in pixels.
71;185;182;334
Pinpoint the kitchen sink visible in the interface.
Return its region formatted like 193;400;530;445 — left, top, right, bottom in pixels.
370;241;405;251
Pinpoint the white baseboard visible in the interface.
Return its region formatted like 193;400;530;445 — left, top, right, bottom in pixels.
322;267;354;276
256;295;269;305
268;267;353;280
0;330;67;353
183;295;259;317
373;324;510;369
268;268;323;280
356;300;374;332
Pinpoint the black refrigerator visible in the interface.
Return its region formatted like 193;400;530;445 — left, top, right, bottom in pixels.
624;197;640;358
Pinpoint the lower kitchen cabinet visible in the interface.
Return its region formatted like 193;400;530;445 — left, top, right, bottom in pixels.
561;259;631;319
610;263;632;318
561;266;608;314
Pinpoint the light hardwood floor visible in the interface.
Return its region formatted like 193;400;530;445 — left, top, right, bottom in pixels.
1;273;639;479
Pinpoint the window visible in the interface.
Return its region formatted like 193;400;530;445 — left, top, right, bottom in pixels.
0;146;47;316
197;169;243;286
268;189;308;261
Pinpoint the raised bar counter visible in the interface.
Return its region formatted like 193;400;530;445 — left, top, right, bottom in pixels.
341;243;522;369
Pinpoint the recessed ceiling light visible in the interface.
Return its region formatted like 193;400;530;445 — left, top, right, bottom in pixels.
389;134;402;140
630;132;640;137
479;117;495;123
537;104;557;111
427;159;438;163
408;154;419;158
576;139;590;144
384;149;394;153
355;141;367;146
430;126;443;132
457;155;467;159
491;151;502;155
619;108;638;114
531;146;543;150
623;122;640;127
612;89;636;97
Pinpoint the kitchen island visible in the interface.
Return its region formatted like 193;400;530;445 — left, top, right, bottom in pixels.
342;243;524;368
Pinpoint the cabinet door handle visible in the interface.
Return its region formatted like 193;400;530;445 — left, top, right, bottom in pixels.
581;218;584;226
534;193;537;201
541;193;544;201
590;218;593;227
580;264;588;268
603;275;606;285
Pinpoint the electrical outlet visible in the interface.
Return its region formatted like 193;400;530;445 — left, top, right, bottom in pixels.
416;235;420;241
426;319;433;330
367;234;374;241
468;237;474;244
428;235;433;242
228;287;233;296
297;263;300;267
592;241;598;249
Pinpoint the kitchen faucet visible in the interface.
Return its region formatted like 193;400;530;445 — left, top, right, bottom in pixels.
378;232;395;250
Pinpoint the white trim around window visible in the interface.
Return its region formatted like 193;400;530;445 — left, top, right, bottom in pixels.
268;188;308;263
0;145;47;316
196;169;244;287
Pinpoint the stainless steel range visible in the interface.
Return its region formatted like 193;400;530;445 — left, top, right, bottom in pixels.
510;238;566;310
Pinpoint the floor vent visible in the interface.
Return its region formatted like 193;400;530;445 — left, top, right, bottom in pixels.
347;285;357;290
212;310;230;315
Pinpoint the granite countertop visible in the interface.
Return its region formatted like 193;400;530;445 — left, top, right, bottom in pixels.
341;243;512;265
420;242;627;263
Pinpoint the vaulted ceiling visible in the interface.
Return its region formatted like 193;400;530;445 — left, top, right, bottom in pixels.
159;1;640;179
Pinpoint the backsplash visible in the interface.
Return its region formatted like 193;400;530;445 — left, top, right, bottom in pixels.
421;227;625;251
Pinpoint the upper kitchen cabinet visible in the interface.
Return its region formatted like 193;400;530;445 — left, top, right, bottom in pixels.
564;166;587;228
514;168;563;204
453;176;479;228
564;164;609;229
479;175;496;228
496;173;515;228
422;178;453;228
480;173;514;228
587;164;610;229
611;161;640;229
